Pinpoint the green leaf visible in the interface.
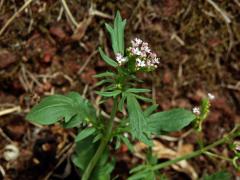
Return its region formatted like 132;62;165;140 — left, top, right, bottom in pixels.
118;93;127;112
126;88;151;93
127;94;153;146
91;151;115;180
144;104;158;117
105;23;118;54
128;169;155;180
62;114;84;128
148;108;196;134
96;90;121;97
203;171;231;180
120;136;134;152
115;11;126;54
98;47;118;67
105;11;126;54
66;92;96;122
26;92;96;125
93;133;103;143
94;72;115;78
75;127;96;142
115;136;121;150
72;136;99;170
130;164;146;174
72;135;114;180
134;94;153;103
95;79;113;87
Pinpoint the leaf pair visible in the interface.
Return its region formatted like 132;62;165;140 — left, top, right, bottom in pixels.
126;93;196;146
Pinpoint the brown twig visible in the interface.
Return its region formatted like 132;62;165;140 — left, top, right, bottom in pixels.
44;143;75;180
60;0;78;29
206;0;231;24
0;106;21;117
0;0;33;36
77;50;97;74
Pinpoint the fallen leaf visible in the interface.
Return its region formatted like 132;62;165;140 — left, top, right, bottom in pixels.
134;140;198;179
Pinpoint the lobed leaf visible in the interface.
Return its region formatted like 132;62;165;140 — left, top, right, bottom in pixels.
26;92;96;126
105;11;126;54
127;94;152;146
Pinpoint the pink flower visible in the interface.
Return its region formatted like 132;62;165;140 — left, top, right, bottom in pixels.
128;38;160;71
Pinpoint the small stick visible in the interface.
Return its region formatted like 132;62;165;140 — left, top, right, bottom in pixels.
234;0;240;7
89;3;112;19
0;0;33;36
57;6;64;21
60;0;78;28
0;106;21;117
0;128;13;143
206;0;231;24
78;50;97;74
0;0;4;11
44;143;75;180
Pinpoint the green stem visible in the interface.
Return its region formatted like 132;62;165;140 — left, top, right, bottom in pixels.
82;96;118;180
152;128;238;171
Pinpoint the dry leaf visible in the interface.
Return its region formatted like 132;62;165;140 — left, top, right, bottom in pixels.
134;140;198;179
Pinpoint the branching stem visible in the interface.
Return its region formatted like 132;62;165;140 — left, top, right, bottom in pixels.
152;126;239;171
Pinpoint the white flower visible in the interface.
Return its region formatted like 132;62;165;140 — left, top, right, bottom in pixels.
115;53;127;65
136;58;146;67
208;93;215;100
193;107;201;115
131;47;141;56
131;38;142;46
236;145;240;151
150;53;157;58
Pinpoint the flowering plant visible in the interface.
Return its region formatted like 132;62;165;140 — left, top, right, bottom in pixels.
26;12;239;179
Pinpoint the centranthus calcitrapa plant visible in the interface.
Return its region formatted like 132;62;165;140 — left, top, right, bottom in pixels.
27;11;239;180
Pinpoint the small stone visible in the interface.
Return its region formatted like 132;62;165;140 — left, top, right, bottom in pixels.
0;50;17;69
3;144;20;161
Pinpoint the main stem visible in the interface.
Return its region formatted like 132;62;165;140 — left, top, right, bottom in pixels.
82;97;118;180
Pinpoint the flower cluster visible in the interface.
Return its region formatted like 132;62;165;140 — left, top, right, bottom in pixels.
128;38;160;71
115;53;127;65
192;107;201;115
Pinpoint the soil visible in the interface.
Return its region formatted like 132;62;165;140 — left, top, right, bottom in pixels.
0;0;240;179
